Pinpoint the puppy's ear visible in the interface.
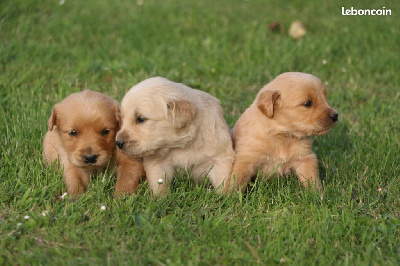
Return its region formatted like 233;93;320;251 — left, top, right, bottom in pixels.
114;104;121;130
167;100;196;129
257;89;280;118
48;107;57;131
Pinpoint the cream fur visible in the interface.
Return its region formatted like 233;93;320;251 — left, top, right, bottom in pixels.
116;77;234;196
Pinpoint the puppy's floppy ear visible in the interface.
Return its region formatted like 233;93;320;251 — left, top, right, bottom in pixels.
167;100;196;129
48;106;57;131
257;89;280;118
114;104;121;130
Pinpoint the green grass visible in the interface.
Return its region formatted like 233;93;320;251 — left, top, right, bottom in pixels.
1;0;399;264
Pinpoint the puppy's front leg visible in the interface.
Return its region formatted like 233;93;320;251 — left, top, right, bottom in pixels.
224;155;258;194
294;155;323;193
63;164;89;197
207;157;234;194
114;151;145;196
144;160;174;197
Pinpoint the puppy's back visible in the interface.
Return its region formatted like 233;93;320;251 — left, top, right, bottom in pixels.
129;77;220;106
145;77;225;122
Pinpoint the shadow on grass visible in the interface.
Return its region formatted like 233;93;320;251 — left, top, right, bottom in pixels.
316;118;353;185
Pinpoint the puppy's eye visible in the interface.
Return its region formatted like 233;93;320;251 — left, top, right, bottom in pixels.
69;130;78;136
101;129;110;136
303;101;313;107
136;117;147;124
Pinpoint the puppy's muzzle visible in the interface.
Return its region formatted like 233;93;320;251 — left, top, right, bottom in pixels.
84;154;99;164
116;140;124;149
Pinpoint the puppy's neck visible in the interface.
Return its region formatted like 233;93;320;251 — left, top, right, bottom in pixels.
263;120;310;140
278;132;310;141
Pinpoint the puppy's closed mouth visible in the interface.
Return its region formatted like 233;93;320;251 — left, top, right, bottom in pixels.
312;124;337;135
134;150;155;157
73;155;108;168
117;141;154;157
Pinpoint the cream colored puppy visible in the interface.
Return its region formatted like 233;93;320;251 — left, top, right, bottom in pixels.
225;72;338;193
116;77;234;196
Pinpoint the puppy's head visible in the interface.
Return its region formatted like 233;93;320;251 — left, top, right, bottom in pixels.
116;77;196;157
49;90;120;167
256;72;338;137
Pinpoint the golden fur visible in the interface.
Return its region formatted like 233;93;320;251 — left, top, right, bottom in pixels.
225;72;338;193
43;90;144;197
116;77;234;196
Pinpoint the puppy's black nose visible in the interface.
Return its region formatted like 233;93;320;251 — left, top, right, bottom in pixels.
84;154;98;164
330;113;339;122
116;140;124;149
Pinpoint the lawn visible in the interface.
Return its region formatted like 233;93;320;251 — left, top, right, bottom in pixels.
1;0;399;264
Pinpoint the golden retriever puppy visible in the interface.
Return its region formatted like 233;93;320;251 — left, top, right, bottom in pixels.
43;90;144;197
115;77;234;196
225;72;338;194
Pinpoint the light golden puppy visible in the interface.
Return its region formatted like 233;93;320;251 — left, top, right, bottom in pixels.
116;77;234;196
225;72;338;194
43;90;144;197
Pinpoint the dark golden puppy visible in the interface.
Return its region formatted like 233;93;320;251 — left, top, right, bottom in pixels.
225;72;338;194
43;90;144;197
